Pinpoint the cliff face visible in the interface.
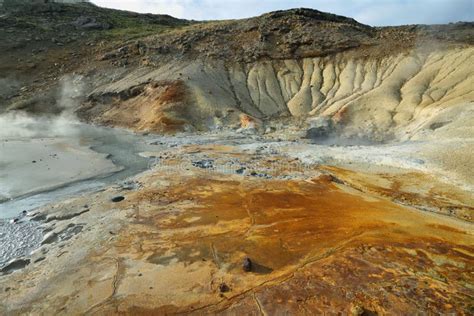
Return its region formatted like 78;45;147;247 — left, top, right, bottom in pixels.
70;8;473;188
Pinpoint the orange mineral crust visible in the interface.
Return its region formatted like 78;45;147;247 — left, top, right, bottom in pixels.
1;144;473;315
86;173;473;314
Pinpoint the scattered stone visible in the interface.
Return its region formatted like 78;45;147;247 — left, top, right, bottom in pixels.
305;117;334;140
243;257;252;272
236;167;246;174
192;159;214;169
111;196;125;203
218;283;230;293
249;171;271;179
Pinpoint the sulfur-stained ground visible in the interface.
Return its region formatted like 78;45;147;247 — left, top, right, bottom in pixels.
0;143;473;315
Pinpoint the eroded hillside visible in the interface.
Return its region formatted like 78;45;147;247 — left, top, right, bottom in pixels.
82;48;473;140
2;5;473;131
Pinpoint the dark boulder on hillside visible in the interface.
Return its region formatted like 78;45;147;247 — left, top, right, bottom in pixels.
71;16;110;30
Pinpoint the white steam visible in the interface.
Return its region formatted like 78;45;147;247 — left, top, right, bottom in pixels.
0;75;86;140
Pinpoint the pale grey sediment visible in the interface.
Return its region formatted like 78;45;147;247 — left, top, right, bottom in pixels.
0;219;42;269
0;125;154;220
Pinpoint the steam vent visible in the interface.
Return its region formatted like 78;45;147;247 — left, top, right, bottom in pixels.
0;1;473;315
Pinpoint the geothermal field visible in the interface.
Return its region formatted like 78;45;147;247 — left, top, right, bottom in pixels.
0;2;473;315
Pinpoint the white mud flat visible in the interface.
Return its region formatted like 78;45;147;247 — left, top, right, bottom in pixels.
0;138;120;204
0;124;157;219
0;124;157;268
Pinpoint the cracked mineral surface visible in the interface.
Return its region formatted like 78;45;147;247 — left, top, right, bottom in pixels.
1;140;473;314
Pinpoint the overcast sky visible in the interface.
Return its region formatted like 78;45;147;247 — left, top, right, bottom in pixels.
91;0;474;26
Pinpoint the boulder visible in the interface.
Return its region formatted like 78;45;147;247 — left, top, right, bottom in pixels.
305;116;333;139
242;257;252;272
71;16;110;30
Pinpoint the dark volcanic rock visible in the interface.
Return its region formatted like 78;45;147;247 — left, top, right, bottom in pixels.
71;16;110;30
305;117;334;140
243;257;252;272
1;258;30;275
218;283;230;293
192;159;214;169
111;196;125;203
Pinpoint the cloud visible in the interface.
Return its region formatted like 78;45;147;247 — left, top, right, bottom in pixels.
91;0;474;25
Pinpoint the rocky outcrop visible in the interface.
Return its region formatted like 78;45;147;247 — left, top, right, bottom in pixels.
71;16;110;30
131;9;473;63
